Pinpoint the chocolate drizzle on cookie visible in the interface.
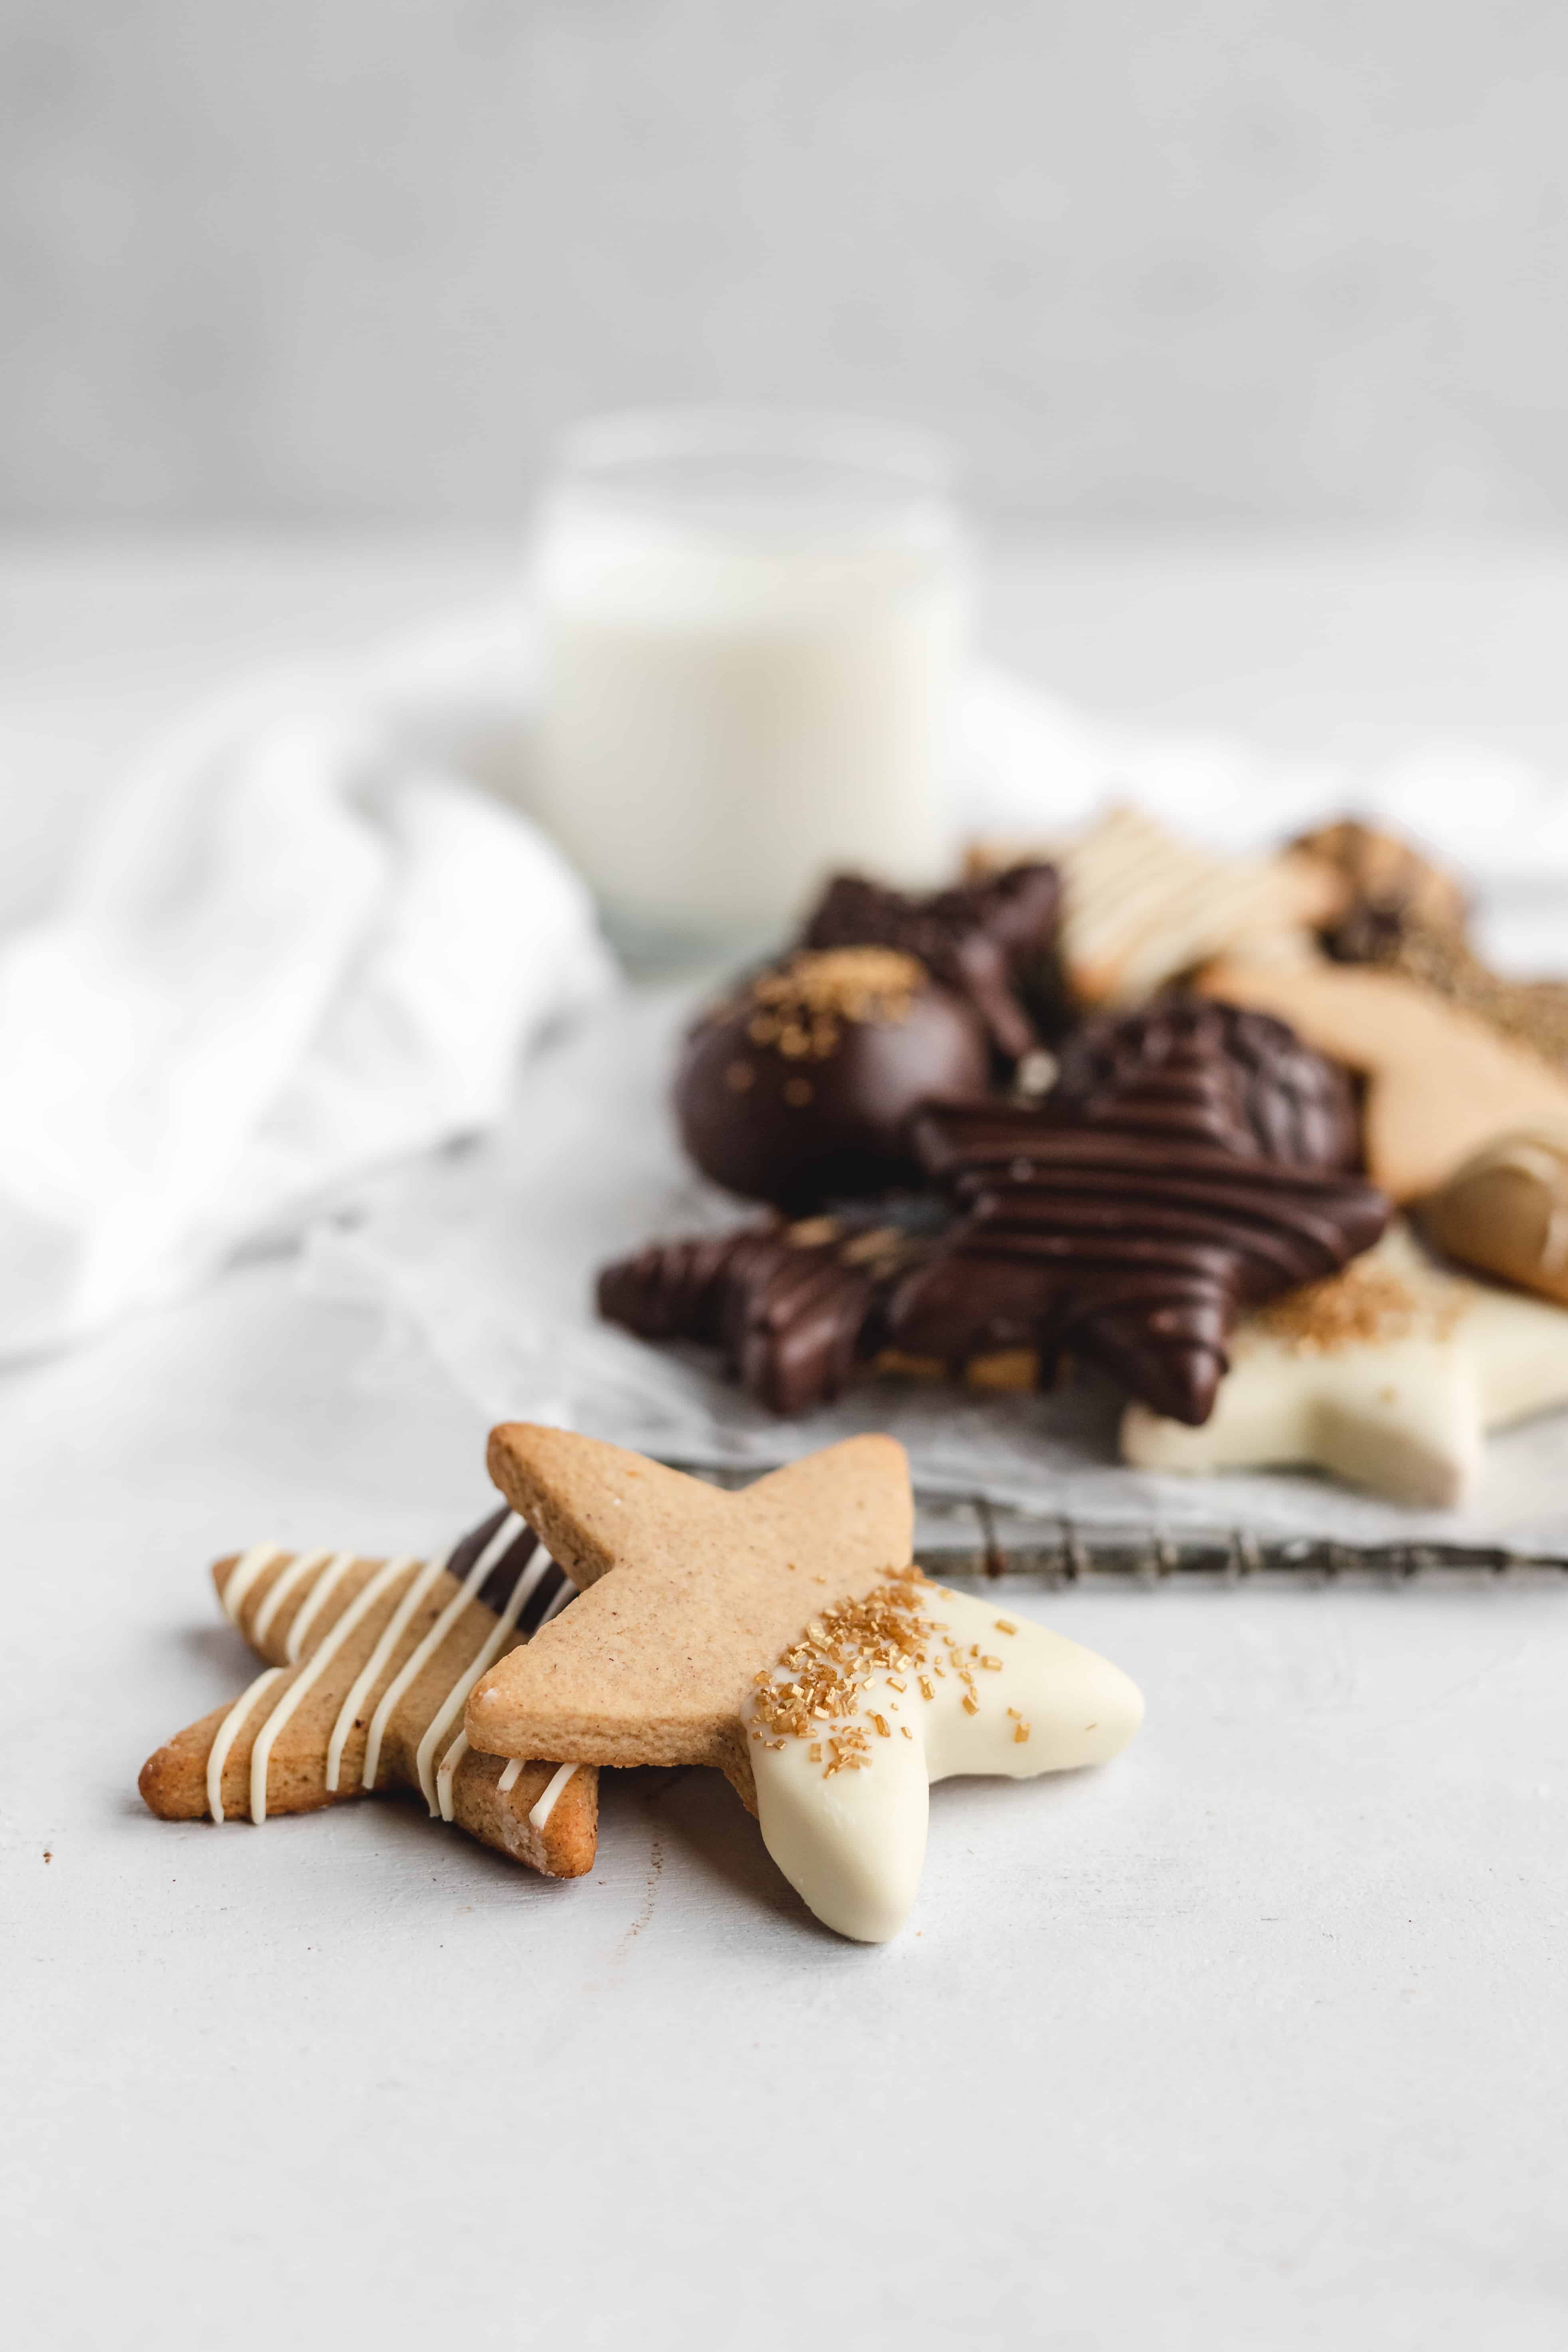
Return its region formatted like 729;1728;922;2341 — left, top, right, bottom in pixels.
599;1217;932;1415
888;1089;1391;1425
1049;994;1361;1169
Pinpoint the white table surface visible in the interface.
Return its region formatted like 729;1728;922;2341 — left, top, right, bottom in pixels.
6;536;1568;2352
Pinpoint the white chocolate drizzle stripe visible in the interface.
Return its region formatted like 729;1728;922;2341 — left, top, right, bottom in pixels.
421;1547;556;1815
358;1533;513;1793
219;1544;287;1627
528;1763;579;1832
497;1758;524;1794
322;1554;438;1793
206;1666;285;1823
285;1549;358;1663
434;1732;471;1819
247;1555;414;1824
250;1547;333;1649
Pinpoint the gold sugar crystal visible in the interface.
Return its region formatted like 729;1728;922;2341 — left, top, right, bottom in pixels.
749;1565;948;1775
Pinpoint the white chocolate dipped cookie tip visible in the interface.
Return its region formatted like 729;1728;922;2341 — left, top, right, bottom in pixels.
745;1573;1143;1943
1121;1222;1568;1507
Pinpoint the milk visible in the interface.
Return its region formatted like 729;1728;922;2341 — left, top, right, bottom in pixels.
529;458;968;953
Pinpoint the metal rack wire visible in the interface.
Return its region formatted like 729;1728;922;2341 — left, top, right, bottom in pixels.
678;1462;1568;1580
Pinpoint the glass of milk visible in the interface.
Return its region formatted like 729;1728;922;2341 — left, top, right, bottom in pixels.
529;410;970;961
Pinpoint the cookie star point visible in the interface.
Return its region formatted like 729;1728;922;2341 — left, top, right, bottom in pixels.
1121;1223;1568;1507
468;1428;915;1787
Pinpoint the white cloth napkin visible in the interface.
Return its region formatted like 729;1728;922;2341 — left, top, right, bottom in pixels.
5;597;1566;1363
0;617;613;1356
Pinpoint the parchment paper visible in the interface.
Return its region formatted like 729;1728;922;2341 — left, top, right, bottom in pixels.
314;986;1568;1553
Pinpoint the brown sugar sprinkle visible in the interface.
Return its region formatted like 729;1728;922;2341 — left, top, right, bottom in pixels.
749;1565;950;1775
1257;1259;1463;1354
741;947;926;1061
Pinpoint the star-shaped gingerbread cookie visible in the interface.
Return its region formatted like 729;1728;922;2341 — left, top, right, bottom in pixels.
139;1508;598;1877
1199;958;1568;1200
465;1428;1143;1940
1120;1224;1568;1507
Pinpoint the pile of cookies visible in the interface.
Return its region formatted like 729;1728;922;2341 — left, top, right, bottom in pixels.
141;1428;1144;1939
600;809;1568;1509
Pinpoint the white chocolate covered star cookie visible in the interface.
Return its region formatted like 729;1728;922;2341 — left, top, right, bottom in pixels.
746;1578;1143;1941
468;1426;1143;1942
1120;1224;1568;1507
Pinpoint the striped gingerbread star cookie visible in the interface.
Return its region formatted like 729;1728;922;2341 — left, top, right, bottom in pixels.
139;1507;596;1877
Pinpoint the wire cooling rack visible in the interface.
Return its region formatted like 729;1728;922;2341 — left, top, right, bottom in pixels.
679;1464;1568;1580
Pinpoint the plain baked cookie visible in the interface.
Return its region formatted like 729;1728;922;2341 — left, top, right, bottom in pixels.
1198;958;1568;1200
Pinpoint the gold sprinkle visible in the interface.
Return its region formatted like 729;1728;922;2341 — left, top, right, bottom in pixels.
887;1677;906;1693
918;1676;934;1700
809;1742;822;1763
747;1567;946;1771
1014;1722;1030;1743
962;1695;979;1717
980;1656;1002;1671
748;946;924;1032
901;1724;913;1740
995;1620;1018;1635
1006;1707;1021;1719
1257;1259;1462;1354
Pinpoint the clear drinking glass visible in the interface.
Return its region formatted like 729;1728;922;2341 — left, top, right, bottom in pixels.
528;410;971;963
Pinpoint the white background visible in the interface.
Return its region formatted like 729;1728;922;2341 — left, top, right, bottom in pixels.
4;542;1567;2350
3;3;1568;530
